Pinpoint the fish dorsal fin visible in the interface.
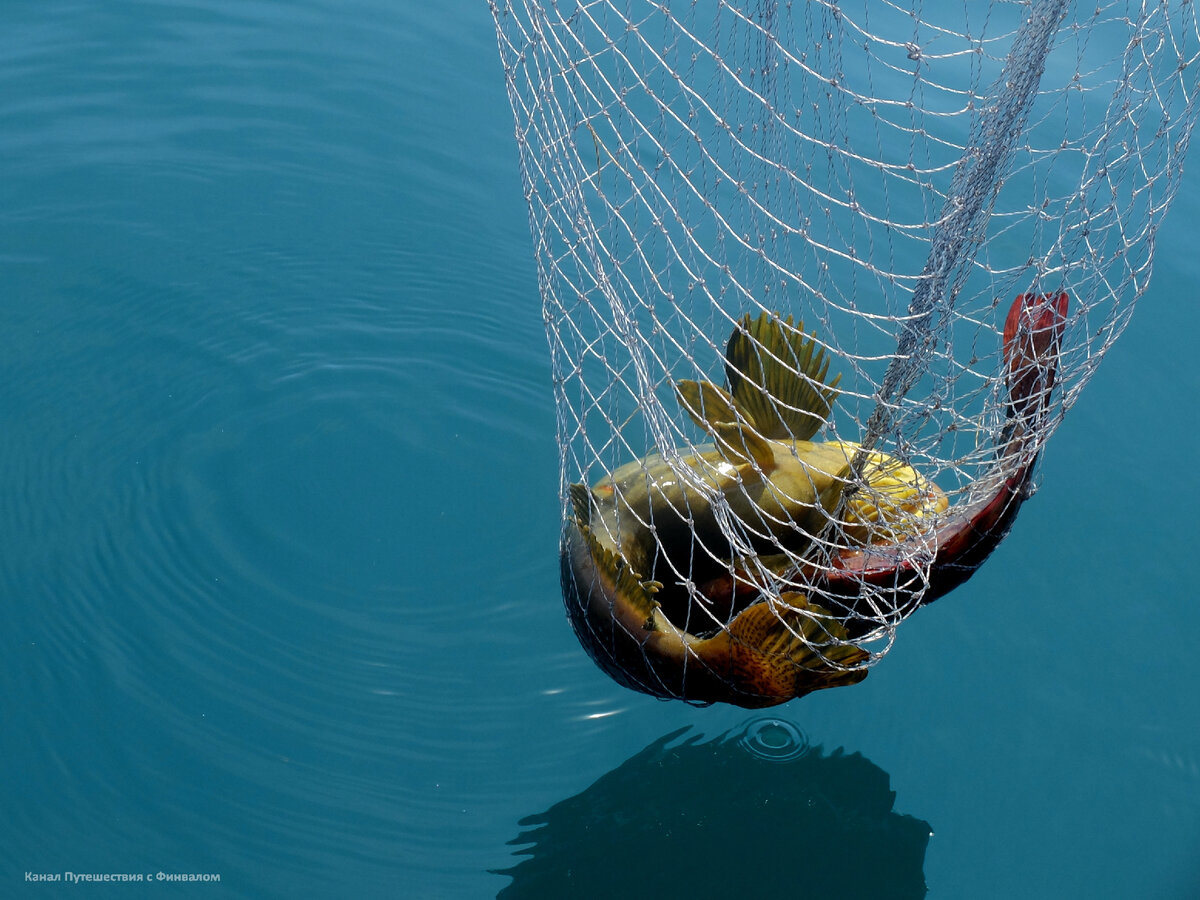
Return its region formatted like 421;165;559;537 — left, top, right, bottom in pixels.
724;311;842;441
568;482;595;526
578;523;662;625
711;421;775;474
676;379;739;429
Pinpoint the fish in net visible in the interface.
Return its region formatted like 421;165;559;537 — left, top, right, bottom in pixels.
490;0;1200;707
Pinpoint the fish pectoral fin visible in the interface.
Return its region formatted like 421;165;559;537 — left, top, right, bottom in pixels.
725;311;842;441
578;523;661;626
816;460;855;532
712;421;775;475
678;380;774;477
689;594;868;702
676;379;739;429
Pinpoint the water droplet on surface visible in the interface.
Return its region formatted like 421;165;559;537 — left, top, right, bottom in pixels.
738;717;810;762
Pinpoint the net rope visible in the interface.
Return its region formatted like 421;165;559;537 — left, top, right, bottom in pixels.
490;0;1200;707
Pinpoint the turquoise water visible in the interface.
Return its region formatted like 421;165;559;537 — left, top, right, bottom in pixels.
3;2;1199;897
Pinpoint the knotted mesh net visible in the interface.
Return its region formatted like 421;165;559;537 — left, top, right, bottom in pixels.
490;0;1199;707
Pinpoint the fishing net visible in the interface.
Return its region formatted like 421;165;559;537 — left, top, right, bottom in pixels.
490;0;1199;707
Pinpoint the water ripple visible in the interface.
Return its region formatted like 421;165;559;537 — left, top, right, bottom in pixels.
1;0;619;892
3;250;559;890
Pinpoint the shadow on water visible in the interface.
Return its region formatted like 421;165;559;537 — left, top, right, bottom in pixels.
494;718;932;899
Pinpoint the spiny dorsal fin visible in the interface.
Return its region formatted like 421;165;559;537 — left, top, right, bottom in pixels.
568;482;595;526
578;523;662;626
676;379;739;429
724;311;842;441
712;421;775;474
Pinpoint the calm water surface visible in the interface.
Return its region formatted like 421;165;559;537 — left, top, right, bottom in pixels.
2;2;1199;898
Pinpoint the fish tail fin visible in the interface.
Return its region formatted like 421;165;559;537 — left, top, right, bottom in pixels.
691;594;868;705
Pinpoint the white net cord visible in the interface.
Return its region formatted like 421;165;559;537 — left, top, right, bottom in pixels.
491;0;1200;707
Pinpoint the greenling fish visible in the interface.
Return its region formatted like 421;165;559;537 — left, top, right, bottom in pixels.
563;311;947;707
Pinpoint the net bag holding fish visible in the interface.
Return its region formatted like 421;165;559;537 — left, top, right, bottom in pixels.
490;0;1199;707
